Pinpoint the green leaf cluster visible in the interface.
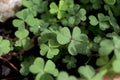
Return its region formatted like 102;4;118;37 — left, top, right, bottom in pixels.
50;0;74;19
57;27;90;55
29;57;59;80
89;13;110;31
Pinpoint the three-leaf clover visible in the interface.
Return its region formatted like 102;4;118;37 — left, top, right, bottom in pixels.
62;56;77;69
57;27;89;55
0;36;11;56
57;71;77;80
15;29;31;50
40;39;60;59
20;56;35;76
29;57;59;80
49;0;74;19
89;13;110;31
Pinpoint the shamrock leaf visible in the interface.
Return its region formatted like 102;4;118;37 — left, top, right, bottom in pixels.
50;2;59;14
57;27;89;55
62;56;77;69
89;15;99;26
20;56;35;76
89;13;110;31
99;39;114;55
40;39;59;59
29;57;59;79
57;71;77;80
15;29;31;50
15;29;29;39
0;36;11;56
50;0;74;19
57;27;71;45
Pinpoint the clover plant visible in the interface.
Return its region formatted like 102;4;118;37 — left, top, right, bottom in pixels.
1;0;120;79
0;36;12;56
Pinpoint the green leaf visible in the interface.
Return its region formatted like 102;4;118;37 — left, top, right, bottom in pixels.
50;2;59;14
112;59;120;73
20;56;35;76
29;57;44;74
57;27;71;45
22;0;33;8
12;19;25;29
44;60;59;77
15;29;29;39
78;8;87;21
104;0;116;5
78;65;95;79
57;71;77;80
40;74;54;80
89;15;98;26
92;73;103;80
99;39;114;55
40;44;49;56
0;37;11;56
96;56;109;66
16;9;29;20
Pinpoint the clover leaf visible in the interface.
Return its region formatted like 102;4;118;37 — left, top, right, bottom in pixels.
89;13;110;31
89;15;99;26
29;57;59;80
78;65;103;80
40;39;59;59
57;71;77;80
62;56;77;69
15;29;31;50
57;27;71;45
15;29;29;39
57;27;89;55
50;0;74;19
0;36;11;56
20;56;35;76
99;39;114;55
